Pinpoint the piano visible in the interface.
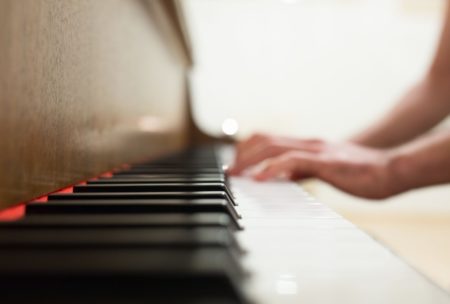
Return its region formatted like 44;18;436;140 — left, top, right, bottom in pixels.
0;1;448;303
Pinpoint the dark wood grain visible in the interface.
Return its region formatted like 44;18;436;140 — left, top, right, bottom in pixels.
0;0;191;209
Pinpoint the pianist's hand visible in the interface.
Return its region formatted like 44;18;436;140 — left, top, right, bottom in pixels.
229;134;397;199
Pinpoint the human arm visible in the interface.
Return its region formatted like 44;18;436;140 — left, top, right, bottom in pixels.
228;4;450;198
351;4;450;148
252;130;450;199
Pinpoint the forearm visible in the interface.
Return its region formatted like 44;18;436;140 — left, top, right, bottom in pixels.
389;129;450;194
351;76;450;148
352;3;450;148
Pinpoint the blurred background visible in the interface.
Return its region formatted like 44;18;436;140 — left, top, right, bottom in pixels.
183;0;450;292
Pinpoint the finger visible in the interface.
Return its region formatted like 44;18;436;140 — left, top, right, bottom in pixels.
294;139;326;153
229;136;326;175
243;137;324;160
253;152;320;181
229;134;265;174
236;136;323;157
229;142;282;175
234;133;269;161
229;134;275;174
288;171;313;181
229;137;304;175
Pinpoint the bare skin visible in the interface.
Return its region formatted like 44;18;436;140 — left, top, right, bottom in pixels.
229;4;450;199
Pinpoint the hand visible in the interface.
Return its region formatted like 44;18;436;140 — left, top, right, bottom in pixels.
228;133;325;175
229;134;397;199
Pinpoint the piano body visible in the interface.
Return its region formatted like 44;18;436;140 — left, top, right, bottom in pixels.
0;1;448;303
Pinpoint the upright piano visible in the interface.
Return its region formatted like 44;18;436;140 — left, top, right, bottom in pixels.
0;1;448;303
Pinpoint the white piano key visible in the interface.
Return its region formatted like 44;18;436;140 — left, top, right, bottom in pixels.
227;176;449;304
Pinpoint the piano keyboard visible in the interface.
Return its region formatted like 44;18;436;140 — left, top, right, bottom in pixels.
0;147;245;304
0;146;448;304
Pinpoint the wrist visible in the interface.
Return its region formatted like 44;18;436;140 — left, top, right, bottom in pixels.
384;148;416;196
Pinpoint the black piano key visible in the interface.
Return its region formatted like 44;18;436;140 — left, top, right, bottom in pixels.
115;171;224;176
75;182;228;191
106;173;226;180
157;150;219;160
115;168;222;175
0;248;244;304
135;159;220;164
101;175;231;191
89;176;226;184
74;183;235;202
130;163;222;169
149;155;218;161
0;227;240;253
49;190;237;206
143;163;221;168
0;146;245;303
0;213;235;230
26;199;242;226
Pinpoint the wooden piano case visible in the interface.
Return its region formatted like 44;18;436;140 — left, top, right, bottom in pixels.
0;0;209;210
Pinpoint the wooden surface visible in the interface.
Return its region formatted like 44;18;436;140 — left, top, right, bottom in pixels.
310;181;450;293
352;213;450;293
0;0;191;209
